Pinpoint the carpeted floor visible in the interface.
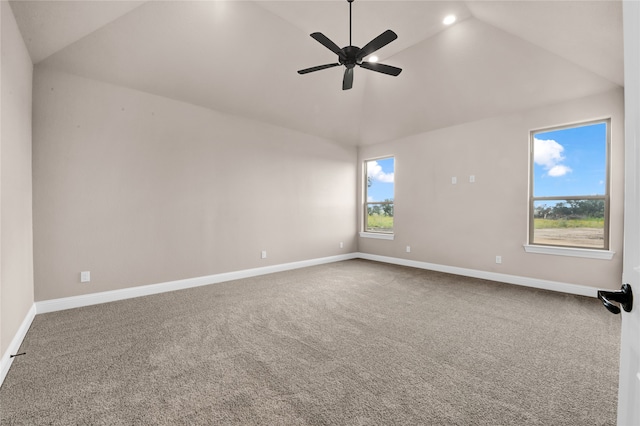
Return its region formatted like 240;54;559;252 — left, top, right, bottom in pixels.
0;259;620;425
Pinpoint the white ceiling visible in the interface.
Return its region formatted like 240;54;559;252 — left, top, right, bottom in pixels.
9;0;623;146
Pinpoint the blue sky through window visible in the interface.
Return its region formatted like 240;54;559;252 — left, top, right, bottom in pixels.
366;157;394;202
533;122;607;197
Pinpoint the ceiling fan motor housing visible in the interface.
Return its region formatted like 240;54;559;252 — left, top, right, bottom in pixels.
340;46;361;69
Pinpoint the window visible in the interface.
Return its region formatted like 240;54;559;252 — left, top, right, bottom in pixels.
364;157;394;234
529;119;610;250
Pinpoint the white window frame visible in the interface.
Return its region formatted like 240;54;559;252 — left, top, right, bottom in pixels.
360;156;395;240
526;118;612;257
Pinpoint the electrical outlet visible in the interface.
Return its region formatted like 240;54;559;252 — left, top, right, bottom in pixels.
451;176;457;185
406;245;411;253
495;256;502;264
469;175;475;183
261;250;267;259
80;271;91;283
340;242;344;248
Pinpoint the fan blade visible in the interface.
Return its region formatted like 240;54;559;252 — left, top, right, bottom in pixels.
310;33;346;60
298;63;341;75
359;61;402;76
342;68;354;90
356;30;398;60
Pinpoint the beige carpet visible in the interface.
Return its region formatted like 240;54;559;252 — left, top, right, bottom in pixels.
0;260;620;425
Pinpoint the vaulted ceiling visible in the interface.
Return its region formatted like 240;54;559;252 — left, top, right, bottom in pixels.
9;0;623;146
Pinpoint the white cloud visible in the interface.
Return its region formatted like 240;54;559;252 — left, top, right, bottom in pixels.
548;164;572;177
534;138;572;177
367;161;394;183
534;138;564;168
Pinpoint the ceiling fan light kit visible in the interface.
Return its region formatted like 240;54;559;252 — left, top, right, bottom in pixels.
298;0;402;90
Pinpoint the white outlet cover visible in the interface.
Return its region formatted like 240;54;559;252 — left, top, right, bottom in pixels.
451;177;457;184
469;175;475;183
261;251;267;259
80;271;91;282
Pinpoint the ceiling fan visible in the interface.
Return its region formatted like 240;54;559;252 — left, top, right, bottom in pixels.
297;0;402;90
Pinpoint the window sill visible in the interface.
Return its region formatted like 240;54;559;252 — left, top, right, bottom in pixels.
523;244;615;260
359;232;395;240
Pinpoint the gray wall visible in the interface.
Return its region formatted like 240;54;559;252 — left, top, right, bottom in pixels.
358;89;624;289
31;67;624;303
32;68;357;301
1;1;34;357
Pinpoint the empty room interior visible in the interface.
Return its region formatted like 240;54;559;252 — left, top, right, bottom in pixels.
2;0;639;424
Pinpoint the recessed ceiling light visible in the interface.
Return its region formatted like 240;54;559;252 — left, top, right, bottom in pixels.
443;14;456;25
368;56;379;63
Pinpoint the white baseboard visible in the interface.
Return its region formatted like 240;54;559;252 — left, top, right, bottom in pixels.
355;252;598;298
0;303;36;388
35;252;597;317
3;251;597;388
36;253;358;314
